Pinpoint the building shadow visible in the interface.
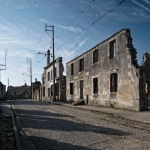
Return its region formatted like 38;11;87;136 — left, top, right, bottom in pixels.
15;108;132;136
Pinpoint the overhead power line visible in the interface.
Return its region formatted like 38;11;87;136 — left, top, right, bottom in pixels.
57;0;126;51
56;0;94;38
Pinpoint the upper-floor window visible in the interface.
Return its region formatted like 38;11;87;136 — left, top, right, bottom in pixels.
93;49;98;63
70;83;74;95
110;73;118;92
71;63;74;75
48;72;50;81
79;58;84;72
109;40;116;59
93;78;98;93
42;77;44;84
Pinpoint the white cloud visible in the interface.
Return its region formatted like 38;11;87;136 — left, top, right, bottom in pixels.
131;0;150;11
39;18;48;23
142;0;150;5
58;24;82;33
76;38;88;50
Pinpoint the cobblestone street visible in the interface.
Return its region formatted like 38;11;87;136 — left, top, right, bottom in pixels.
12;99;150;150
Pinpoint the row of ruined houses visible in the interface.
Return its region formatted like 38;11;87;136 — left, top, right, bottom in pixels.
32;28;150;111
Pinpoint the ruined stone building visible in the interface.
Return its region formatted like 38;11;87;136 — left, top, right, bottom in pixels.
0;82;6;101
41;50;66;101
66;29;150;111
32;78;41;100
7;83;31;100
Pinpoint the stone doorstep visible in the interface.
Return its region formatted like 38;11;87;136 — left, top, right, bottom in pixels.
72;100;85;106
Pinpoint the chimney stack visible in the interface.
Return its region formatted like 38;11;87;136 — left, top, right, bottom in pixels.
35;78;37;82
47;49;50;66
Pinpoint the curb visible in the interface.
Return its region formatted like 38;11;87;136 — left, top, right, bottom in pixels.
7;100;22;150
8;100;35;150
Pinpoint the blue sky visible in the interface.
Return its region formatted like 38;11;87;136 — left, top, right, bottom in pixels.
0;0;150;88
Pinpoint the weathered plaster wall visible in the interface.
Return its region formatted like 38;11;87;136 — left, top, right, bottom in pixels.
41;57;66;101
66;29;140;111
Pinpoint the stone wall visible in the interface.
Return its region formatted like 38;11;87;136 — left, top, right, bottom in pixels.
66;29;142;111
7;84;31;100
41;57;66;101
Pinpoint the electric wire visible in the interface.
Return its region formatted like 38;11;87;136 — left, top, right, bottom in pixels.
57;0;125;51
56;0;94;38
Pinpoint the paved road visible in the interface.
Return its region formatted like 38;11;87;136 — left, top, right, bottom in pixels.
11;99;150;150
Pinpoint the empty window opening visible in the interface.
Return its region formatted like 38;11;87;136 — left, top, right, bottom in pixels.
42;77;44;84
70;83;74;95
110;73;118;92
110;40;116;59
48;72;50;81
79;58;84;72
51;85;53;96
80;80;84;99
93;78;98;93
71;63;74;75
93;49;98;63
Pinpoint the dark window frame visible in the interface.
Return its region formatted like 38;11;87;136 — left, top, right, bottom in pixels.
71;63;74;75
42;77;44;84
48;72;50;81
110;73;118;92
109;40;116;59
93;78;98;93
79;58;84;72
70;83;74;95
93;49;98;63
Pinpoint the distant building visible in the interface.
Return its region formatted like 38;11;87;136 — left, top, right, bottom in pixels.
32;78;41;100
0;82;6;101
66;29;150;111
7;83;31;100
41;50;66;101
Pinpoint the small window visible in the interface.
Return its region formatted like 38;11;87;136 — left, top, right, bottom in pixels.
93;49;98;63
48;72;50;81
93;78;98;93
109;40;116;59
79;58;84;72
42;77;44;84
48;88;50;96
51;70;53;80
70;83;74;95
71;63;74;75
51;85;53;96
110;73;118;92
43;87;45;96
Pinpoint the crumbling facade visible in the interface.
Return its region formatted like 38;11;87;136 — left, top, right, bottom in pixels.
0;82;6;101
7;83;31;100
66;29;150;111
41;50;66;101
32;78;41;100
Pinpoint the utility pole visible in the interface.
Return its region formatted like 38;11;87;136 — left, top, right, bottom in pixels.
45;24;55;101
26;59;32;99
